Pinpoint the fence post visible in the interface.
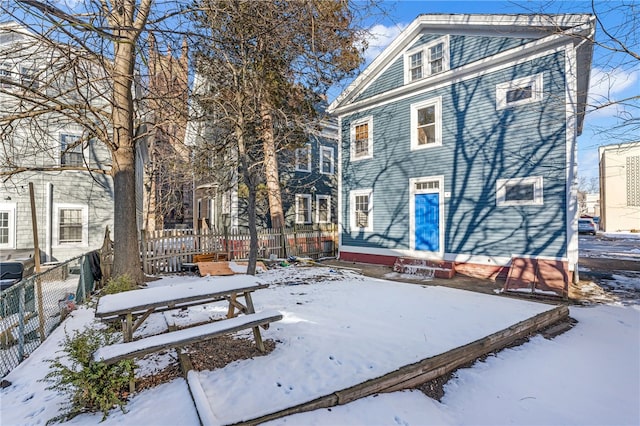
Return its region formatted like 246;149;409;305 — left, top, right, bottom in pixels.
293;225;297;257
140;229;147;275
224;224;230;260
78;255;86;302
280;227;287;259
18;286;25;362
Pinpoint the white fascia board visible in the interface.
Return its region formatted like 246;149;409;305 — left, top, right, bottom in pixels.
329;13;594;114
333;34;570;117
414;14;593;32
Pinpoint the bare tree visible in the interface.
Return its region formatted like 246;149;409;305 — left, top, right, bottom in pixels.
0;0;188;283
518;1;639;140
191;0;370;273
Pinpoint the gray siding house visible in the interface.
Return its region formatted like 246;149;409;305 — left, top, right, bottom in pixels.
186;73;338;231
328;14;594;290
0;23;114;263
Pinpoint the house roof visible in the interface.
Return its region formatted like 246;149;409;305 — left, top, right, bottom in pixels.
328;13;594;133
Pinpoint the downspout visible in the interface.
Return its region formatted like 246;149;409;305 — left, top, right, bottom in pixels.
46;182;53;263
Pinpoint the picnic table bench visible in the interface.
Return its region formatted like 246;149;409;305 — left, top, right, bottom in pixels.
93;276;282;368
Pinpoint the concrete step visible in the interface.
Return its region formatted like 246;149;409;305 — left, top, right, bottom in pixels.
393;258;455;279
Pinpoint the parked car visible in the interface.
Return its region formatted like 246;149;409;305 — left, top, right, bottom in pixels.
578;218;597;235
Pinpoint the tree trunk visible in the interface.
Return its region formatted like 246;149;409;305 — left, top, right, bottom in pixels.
261;103;285;229
245;179;258;276
111;40;144;283
235;105;257;276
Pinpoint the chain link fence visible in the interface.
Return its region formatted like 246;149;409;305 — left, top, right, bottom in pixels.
1;254;97;377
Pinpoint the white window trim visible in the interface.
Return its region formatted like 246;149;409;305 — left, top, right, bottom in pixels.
295;144;312;172
349;189;373;232
316;194;331;224
496;176;544;206
295;194;312;224
53;203;89;248
409;176;445;254
0;203;17;249
496;73;544;110
319;145;335;175
403;35;450;84
410;96;443;151
349;116;373;161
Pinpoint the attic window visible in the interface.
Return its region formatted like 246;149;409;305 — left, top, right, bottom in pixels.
496;74;543;110
404;36;449;84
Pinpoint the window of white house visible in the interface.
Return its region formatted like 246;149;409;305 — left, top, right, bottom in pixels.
410;97;442;150
60;134;83;166
0;63;12;88
20;67;38;89
295;194;312;224
316;195;331;223
350;117;373;161
404;36;449;84
54;204;88;246
496;73;544;110
0;203;16;249
350;189;373;232
295;144;311;172
496;176;544;206
320;146;334;175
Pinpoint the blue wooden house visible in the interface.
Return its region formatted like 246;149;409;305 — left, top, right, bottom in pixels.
328;14;594;295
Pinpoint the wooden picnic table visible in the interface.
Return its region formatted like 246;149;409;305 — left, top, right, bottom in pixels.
95;275;268;345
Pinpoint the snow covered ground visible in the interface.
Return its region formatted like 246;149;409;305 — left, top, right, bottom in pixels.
1;262;638;426
579;232;640;261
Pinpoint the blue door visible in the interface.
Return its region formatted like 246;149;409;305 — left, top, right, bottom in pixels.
415;193;439;251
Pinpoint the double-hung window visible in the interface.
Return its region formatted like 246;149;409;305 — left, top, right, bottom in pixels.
54;204;88;246
404;36;449;84
295;144;311;172
496;177;544;206
496;73;544;110
410;96;442;150
0;203;16;249
409;51;423;81
350;189;373;232
320;146;334;175
316;195;331;223
59;208;83;243
350;117;373;161
295;194;312;224
60;134;83;166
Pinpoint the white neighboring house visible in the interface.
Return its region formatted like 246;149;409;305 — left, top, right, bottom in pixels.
599;141;640;232
0;22;114;263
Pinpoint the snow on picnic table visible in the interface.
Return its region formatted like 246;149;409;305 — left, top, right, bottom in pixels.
95;274;264;315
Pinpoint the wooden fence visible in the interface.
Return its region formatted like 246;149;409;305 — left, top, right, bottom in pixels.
140;225;337;275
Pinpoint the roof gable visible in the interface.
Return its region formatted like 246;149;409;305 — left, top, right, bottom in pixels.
329;14;594;114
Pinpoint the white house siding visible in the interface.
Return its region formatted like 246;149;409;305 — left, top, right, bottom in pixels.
599;142;640;232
